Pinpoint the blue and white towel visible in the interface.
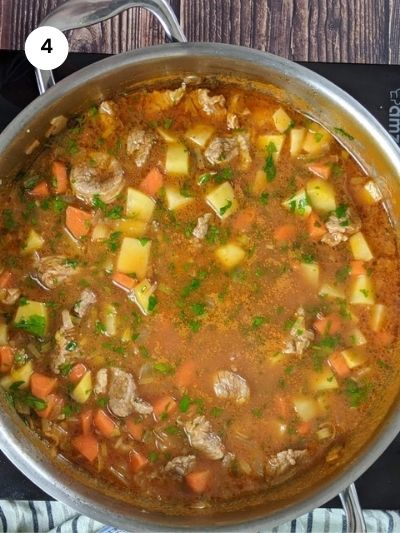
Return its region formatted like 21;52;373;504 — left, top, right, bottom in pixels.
0;500;399;532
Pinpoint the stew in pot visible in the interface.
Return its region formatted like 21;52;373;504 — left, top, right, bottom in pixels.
0;80;398;512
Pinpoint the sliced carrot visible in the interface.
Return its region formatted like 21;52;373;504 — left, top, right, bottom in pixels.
375;330;394;346
153;395;177;418
350;260;366;277
112;271;137;291
297;421;312;436
72;434;99;462
273;224;297;242
307;212;326;241
29;181;50;198
129;450;149;473
231;207;257;233
328;352;351;378
126;419;144;441
69;363;87;384
313;313;341;336
94;409;120;438
185;470;211;493
139;167;164;197
80;409;93;436
0;271;13;289
0;346;13;373
30;372;57;400
65;206;93;239
52;161;68;194
36;393;64;419
308;163;331;180
175;360;197;388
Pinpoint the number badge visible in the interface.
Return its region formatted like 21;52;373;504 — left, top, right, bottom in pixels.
25;26;69;70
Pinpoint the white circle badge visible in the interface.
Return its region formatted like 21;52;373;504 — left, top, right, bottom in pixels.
25;26;69;70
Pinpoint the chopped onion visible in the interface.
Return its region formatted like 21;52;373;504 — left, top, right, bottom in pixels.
27;342;42;359
61;309;74;330
139;362;155;385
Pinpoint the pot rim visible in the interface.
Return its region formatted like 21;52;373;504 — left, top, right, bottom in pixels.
1;42;400;531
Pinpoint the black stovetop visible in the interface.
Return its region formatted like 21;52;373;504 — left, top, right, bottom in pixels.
0;50;399;510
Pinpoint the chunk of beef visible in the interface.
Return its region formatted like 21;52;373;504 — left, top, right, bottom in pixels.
282;306;314;355
213;370;250;404
321;208;361;247
265;448;308;478
165;455;196;477
51;328;74;373
94;368;108;395
192;213;212;240
73;289;97;318
227;112;239;130
204;136;239;166
0;288;20;305
35;256;78;289
195;89;226;116
183;415;225;460
126;128;155;168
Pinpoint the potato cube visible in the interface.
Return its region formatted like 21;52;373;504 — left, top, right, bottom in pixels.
293;396;319;422
306;178;336;214
206;182;238;220
165;187;194;211
215;243;246;270
1;361;34;390
349;232;373;261
282;188;312;217
341;349;367;369
290;127;306;156
272;107;293;133
256;134;285;160
185;124;215;148
133;278;155;316
71;371;92;404
370;303;386;332
116;237;151;279
319;283;345;300
126;188;155;222
348;274;375;305
165;142;189;176
299;262;319;288
346;327;367;347
21;229;44;255
104;303;117;337
114;219;148;237
251;169;268;196
14;300;48;337
156;127;178;143
302;122;332;154
91;223;110;242
310;367;338;392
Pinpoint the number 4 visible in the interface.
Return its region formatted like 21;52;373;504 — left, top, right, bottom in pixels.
41;38;53;53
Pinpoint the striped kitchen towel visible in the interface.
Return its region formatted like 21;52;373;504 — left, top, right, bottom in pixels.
0;500;399;532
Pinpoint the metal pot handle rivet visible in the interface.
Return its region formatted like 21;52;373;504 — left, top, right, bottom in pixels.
340;483;367;532
35;0;187;94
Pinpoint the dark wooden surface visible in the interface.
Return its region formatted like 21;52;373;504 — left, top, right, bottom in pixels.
0;0;399;64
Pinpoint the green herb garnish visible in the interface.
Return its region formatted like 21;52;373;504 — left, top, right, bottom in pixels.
263;142;277;182
15;315;46;337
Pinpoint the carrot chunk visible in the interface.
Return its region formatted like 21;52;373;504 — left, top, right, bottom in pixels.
112;271;137;291
94;409;120;438
153;396;177;418
0;346;13;373
0;271;13;289
52;161;68;194
29;181;50;198
350;260;366;277
175;360;197;388
129;450;149;473
36;393;64;419
313;313;341;336
273;224;297;242
69;363;87;384
126;419;144;441
139;168;164;196
185;470;211;493
72;434;99;462
328;352;351;378
231;208;257;233
297;421;312;436
30;372;57;400
80;410;93;436
66;206;92;239
307;212;326;241
307;163;332;180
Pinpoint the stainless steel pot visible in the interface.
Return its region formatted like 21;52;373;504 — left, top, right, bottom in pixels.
1;1;399;530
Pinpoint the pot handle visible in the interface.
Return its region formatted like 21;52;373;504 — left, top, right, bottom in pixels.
339;483;367;533
35;0;187;94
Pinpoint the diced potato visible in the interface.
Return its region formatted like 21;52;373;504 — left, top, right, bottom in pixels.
293;396;319;422
21;229;44;255
1;361;34;391
251;169;268;196
349;232;373;261
71;371;92;404
126;188;155;222
133;278;155;316
290;127;306;157
299;262;319;288
272;107;292;133
165;142;189;176
114;219;147;238
104;303;117;337
302;122;332;154
0;323;8;345
346;327;367;347
185;124;215;148
348;274;375;305
215;243;246;270
341;349;367;369
206;182;238;220
165;187;194;211
319;283;345;300
156;127;178;143
354;179;383;206
14;300;48;337
370;303;387;332
121;326;132;343
282;188;312;218
310;367;338;392
92;223;109;242
256;134;285;161
116;237;151;279
305;178;336;214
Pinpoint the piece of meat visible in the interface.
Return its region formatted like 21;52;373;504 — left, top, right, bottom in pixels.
126;128;155;168
265;448;308;478
73;288;97;318
70;152;124;204
131;397;153;415
321;208;361;247
61;309;74;331
94;368;108;395
99;101;115;116
195;89;226;116
204;136;239;166
227;112;239;130
35;256;78;289
51;328;74;373
108;367;137;418
192;213;212;239
222;452;236;468
183;415;225;460
282;306;314;355
144;84;186;117
213;370;250;404
0;288;20;305
165;455;196;477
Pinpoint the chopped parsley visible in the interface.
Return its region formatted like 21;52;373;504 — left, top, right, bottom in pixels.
6;382;47;411
153;362;175;375
59;363;73;376
335;265;351;282
2;209;17;231
191;303;206;316
65;340;78;352
64;258;79;269
314;132;323;142
263;142;277;182
106;231;122;252
15;315;46;337
147;295;158;312
210;406;224;417
251;315;267;329
138;237;150;247
344;378;370;407
163;118;173;129
148;451;159;463
259;192;269;205
219;200;232;216
178;393;191;413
